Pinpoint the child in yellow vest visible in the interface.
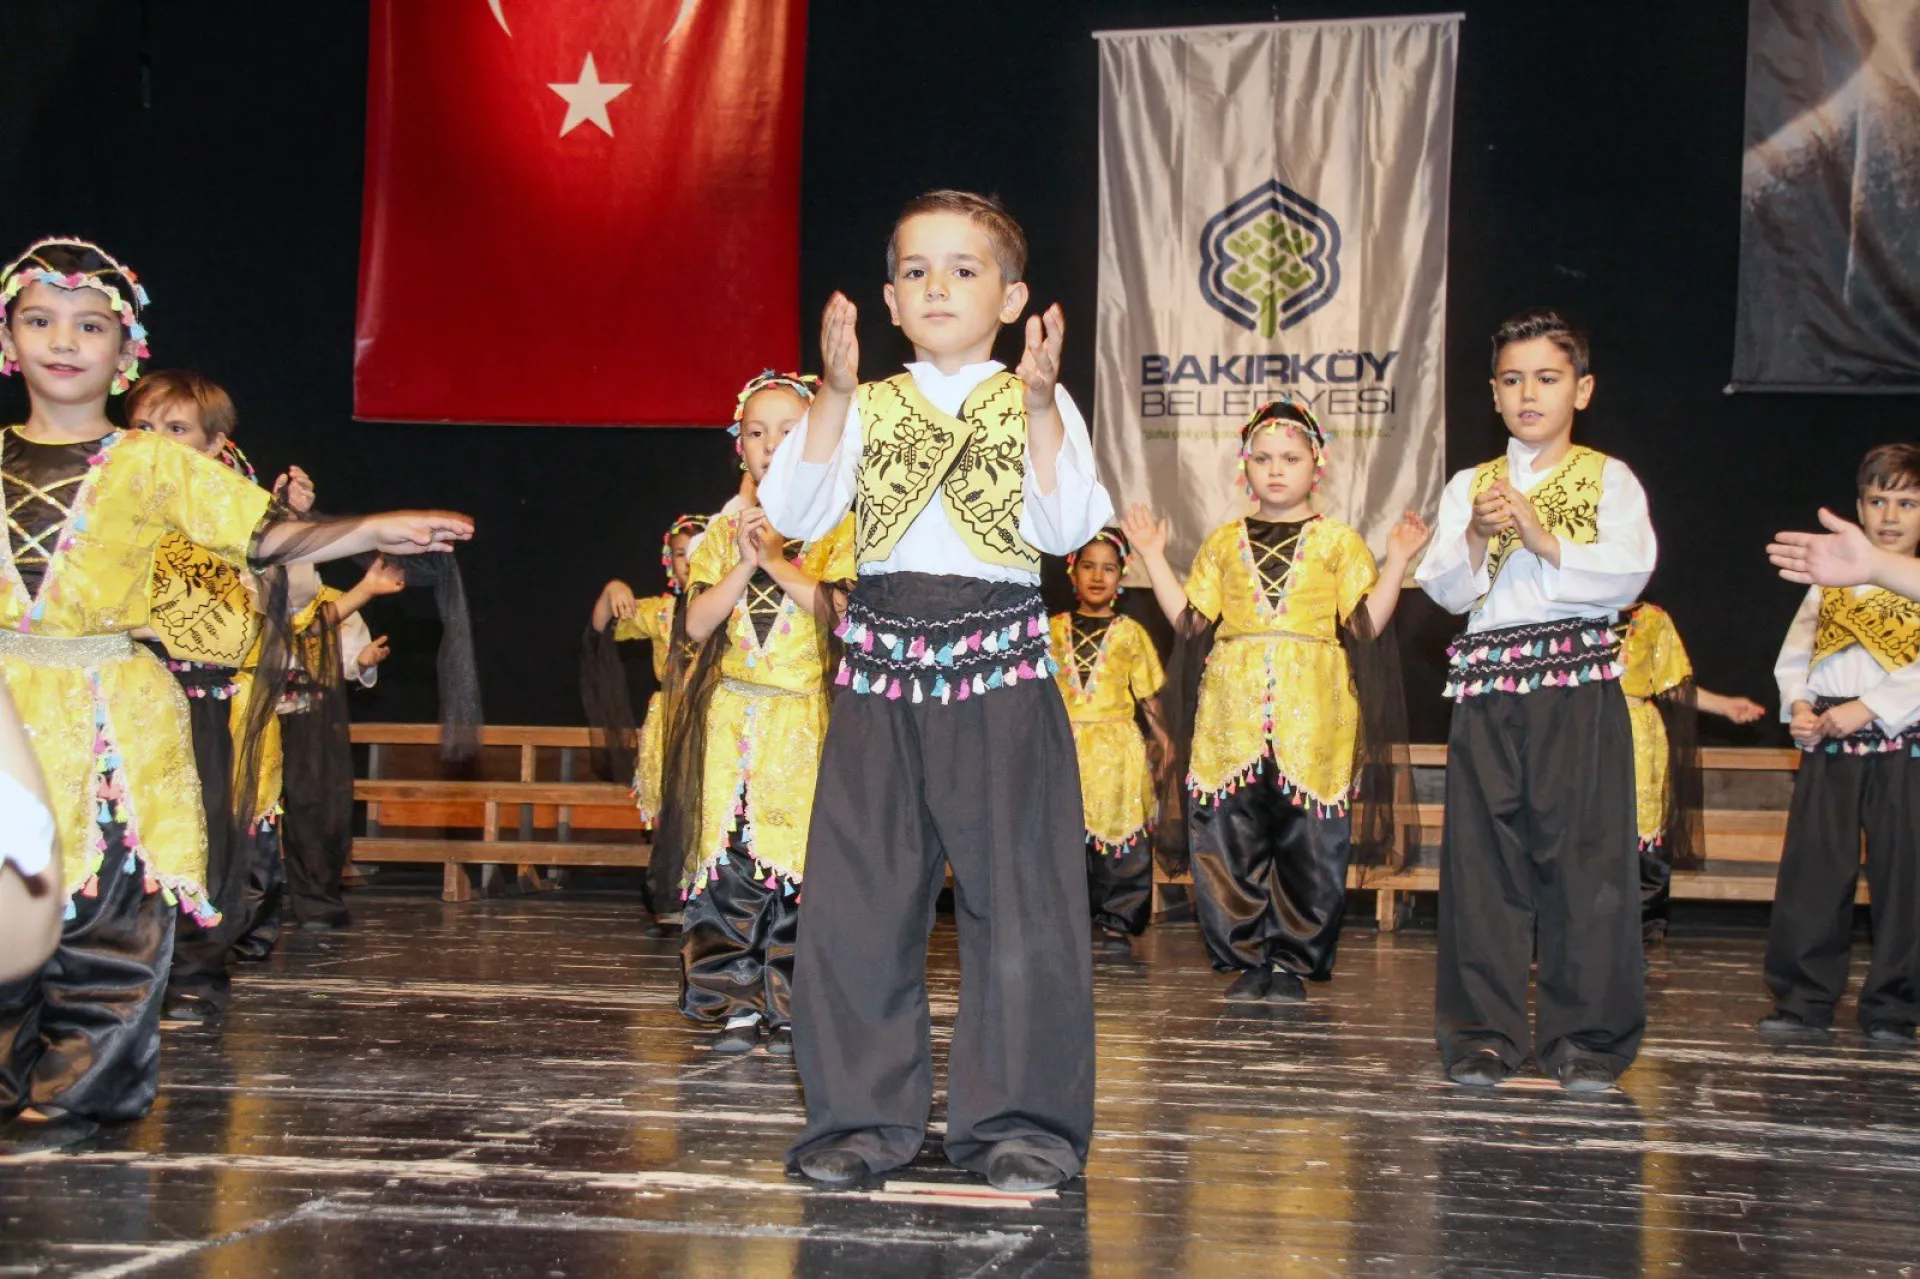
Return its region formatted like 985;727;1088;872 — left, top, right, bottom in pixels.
1128;399;1427;1003
1764;443;1920;1044
658;371;854;1056
1615;602;1764;945
1050;528;1169;954
0;237;471;1152
761;191;1111;1192
1416;309;1657;1092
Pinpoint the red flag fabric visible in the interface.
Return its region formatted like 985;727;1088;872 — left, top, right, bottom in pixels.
355;1;806;426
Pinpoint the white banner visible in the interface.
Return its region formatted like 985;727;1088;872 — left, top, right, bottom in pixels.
1093;15;1460;568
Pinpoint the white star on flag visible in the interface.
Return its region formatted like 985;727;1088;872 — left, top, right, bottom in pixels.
548;53;631;137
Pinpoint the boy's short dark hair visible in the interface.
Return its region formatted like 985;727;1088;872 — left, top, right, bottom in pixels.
125;368;238;440
1859;443;1920;494
1491;308;1591;378
885;190;1028;284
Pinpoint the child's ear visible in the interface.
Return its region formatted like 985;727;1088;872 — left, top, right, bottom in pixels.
1574;373;1596;411
209;431;230;455
882;282;902;328
998;279;1030;326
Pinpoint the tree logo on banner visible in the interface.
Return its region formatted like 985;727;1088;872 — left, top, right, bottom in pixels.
1198;179;1341;339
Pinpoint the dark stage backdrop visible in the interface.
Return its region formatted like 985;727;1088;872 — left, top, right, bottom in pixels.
0;0;1904;743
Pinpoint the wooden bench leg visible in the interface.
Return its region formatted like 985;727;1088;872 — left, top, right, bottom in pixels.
1376;888;1399;933
443;862;473;903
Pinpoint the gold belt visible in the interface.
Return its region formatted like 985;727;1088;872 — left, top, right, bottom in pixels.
719;677;821;699
0;629;137;667
1216;631;1337;646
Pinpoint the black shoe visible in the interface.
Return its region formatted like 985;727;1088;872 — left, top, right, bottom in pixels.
796;1147;869;1186
1557;1058;1616;1093
985;1150;1069;1193
1447;1048;1510;1088
1265;970;1307;1003
230;939;276;963
1864;1021;1916;1044
765;1027;794;1057
711;1022;760;1054
1095;929;1133;955
0;1109;100;1155
1224;967;1273;1003
161;994;221;1027
1758;1008;1831;1037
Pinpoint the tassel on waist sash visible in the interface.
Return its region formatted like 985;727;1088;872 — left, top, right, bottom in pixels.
834;572;1057;706
1443;615;1623;702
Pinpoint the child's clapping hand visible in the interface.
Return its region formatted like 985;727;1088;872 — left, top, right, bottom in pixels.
1495;482;1558;560
1016;304;1066;417
735;508;769;562
820;293;860;394
1469;486;1513;540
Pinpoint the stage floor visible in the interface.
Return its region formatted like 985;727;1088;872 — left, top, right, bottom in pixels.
4;894;1919;1277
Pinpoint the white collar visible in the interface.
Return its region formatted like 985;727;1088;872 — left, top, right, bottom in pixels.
906;359;1005;390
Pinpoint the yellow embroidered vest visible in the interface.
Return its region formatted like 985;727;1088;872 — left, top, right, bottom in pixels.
1812;586;1920;672
147;533;260;667
854;371;1036;573
1469;445;1608;593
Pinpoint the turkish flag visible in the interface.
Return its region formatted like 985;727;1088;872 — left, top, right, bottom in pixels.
355;0;806;425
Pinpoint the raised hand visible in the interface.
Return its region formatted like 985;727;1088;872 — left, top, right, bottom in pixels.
820;292;860;394
1016;304;1066;415
1120;503;1168;557
600;579;637;622
1768;508;1876;587
1385;510;1432;564
359;555;407;596
273;465;316;515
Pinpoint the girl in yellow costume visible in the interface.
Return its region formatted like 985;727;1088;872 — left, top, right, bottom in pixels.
590;515;708;828
1128;398;1426;1004
0;237;473;1152
656;371;855;1056
1050;528;1170;955
1616;602;1764;945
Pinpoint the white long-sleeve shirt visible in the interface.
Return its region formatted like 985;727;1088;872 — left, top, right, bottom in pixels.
1415;438;1657;632
0;772;55;879
757;361;1114;584
1773;585;1920;735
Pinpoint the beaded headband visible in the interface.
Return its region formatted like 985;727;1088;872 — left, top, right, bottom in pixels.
1066;527;1133;573
729;369;820;441
660;514;709;595
0;237;151;394
1237;395;1327;496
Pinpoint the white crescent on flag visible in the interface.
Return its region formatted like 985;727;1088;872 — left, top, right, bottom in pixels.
485;1;698;43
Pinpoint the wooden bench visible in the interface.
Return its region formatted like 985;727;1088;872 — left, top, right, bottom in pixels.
349;726;1831;918
352;724;648;901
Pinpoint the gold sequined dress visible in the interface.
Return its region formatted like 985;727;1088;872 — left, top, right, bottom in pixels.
612;593;677;825
1184;516;1377;812
680;513;855;895
1050;611;1163;853
0;428;272;921
1618;603;1693;848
